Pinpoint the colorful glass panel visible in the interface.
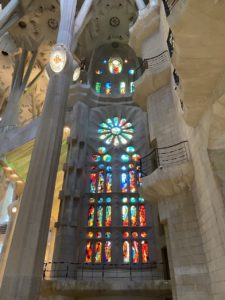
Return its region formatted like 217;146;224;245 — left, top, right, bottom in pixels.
88;206;95;227
128;69;135;75
104;241;112;263
95;242;102;263
132;241;139;263
132;232;138;238
121;166;127;171
109;57;123;74
122;197;128;203
105;232;111;239
96;205;103;227
106;166;112;171
141;232;147;238
131;206;137;226
106;172;112;193
98;118;133;146
130;82;135;93
103;154;112;162
121;154;130;162
139;197;145;203
96;69;103;75
89;198;95;203
139;205;147;226
106;197;111;203
132;154;141;162
98;198;103;204
129;170;136;193
121;173;128;192
122;205;129;226
92;154;101;162
87;232;94;238
90;173;97;193
97;171;104;193
96;232;102;238
141;241;149;263
98;147;107;154
106;82;112;95
120;82;126;95
95;82;101;94
85;241;93;263
105;206;112;226
123;241;130;263
130;197;136;203
123;232;129;238
126;146;135;153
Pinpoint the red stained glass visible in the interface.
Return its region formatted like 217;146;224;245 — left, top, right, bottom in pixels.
132;232;138;238
141;241;149;263
95;242;102;263
129;170;136;193
85;241;93;263
90;173;97;193
104;241;112;263
106;172;112;193
123;232;129;238
123;241;130;263
139;205;146;226
88;206;95;227
141;232;147;238
98;171;104;193
105;206;112;226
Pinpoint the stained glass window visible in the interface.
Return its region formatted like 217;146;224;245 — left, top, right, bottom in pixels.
130;82;135;93
92;154;101;162
122;205;129;226
104;241;112;263
87;232;94;238
123;241;130;263
126;146;135;153
132;241;139;263
106;82;112;95
98;147;107;154
121;154;130;162
90;173;97;193
98;171;104;193
105;232;111;239
95;82;101;94
106;172;112;193
120;82;126;95
105;206;112;226
128;69;135;75
96;69;103;75
139;205;146;226
85;241;93;263
132;154;141;162
97;206;103;227
95;242;102;263
142;241;149;263
121;173;128;192
129;170;136;193
108;57;123;74
88;206;95;227
98;118;134;146
103;154;112;162
131;206;137;226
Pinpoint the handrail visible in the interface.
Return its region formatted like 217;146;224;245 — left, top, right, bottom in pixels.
140;141;190;177
43;261;167;281
134;50;169;81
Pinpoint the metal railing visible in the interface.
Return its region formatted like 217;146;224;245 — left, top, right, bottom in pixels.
134;50;170;81
43;262;166;281
162;0;180;16
140;141;190;177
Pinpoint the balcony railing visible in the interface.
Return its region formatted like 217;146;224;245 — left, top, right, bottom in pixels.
162;0;179;17
134;50;170;81
43;262;167;281
140;141;190;177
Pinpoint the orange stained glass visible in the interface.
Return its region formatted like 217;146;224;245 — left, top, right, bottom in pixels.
141;240;149;263
132;241;139;263
85;241;93;263
95;241;102;263
123;241;130;263
139;205;147;226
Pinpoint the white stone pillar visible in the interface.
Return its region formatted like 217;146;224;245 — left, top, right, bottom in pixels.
135;0;146;11
0;0;78;299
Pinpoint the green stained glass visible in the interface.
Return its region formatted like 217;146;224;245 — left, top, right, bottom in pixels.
98;147;107;154
98;198;104;203
100;133;111;140
95;82;101;94
130;197;137;203
118;135;128;145
106;118;114;127
139;197;145;203
113;117;120;126
100;122;109;129
126;146;135;153
105;135;114;145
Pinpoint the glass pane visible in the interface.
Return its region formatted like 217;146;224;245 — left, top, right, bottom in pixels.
98;197;104;203
105;232;111;239
106;172;112;193
121;173;128;193
139;205;147;226
105;206;112;226
122;205;129;226
96;232;102;238
106;197;111;203
141;232;147;238
142;241;149;263
97;206;103;227
106;82;112;95
123;232;129;238
89;198;95;203
97;171;104;193
126;146;135;153
103;154;112;162
98;147;107;154
95;82;101;94
132;241;139;263
130;82;135;93
95;242;102;263
123;241;130;263
129;170;136;193
104;241;112;263
120;82;126;95
132;153;141;162
92;154;101;162
87;232;94;238
131;205;137;226
132;232;138;238
90;173;97;193
88;206;95;227
85;241;93;263
121;154;130;162
109;57;123;74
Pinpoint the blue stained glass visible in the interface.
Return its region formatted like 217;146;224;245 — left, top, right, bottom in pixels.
106;166;112;171
139;197;145;203
106;82;112;95
121;166;127;171
106;197;111;203
130;197;137;203
121;173;128;192
106;118;114;127
128;69;135;75
105;232;111;238
98;198;104;203
126;146;135;153
99;164;105;169
113;117;120;126
103;154;112;162
98;147;107;154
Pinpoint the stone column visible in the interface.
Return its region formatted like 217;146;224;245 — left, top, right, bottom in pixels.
135;0;146;11
0;1;77;299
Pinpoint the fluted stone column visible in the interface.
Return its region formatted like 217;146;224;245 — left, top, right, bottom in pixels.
0;1;77;299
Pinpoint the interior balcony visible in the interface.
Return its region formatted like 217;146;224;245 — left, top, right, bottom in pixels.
132;51;171;110
41;262;172;298
139;141;194;200
162;0;225;127
129;0;160;57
